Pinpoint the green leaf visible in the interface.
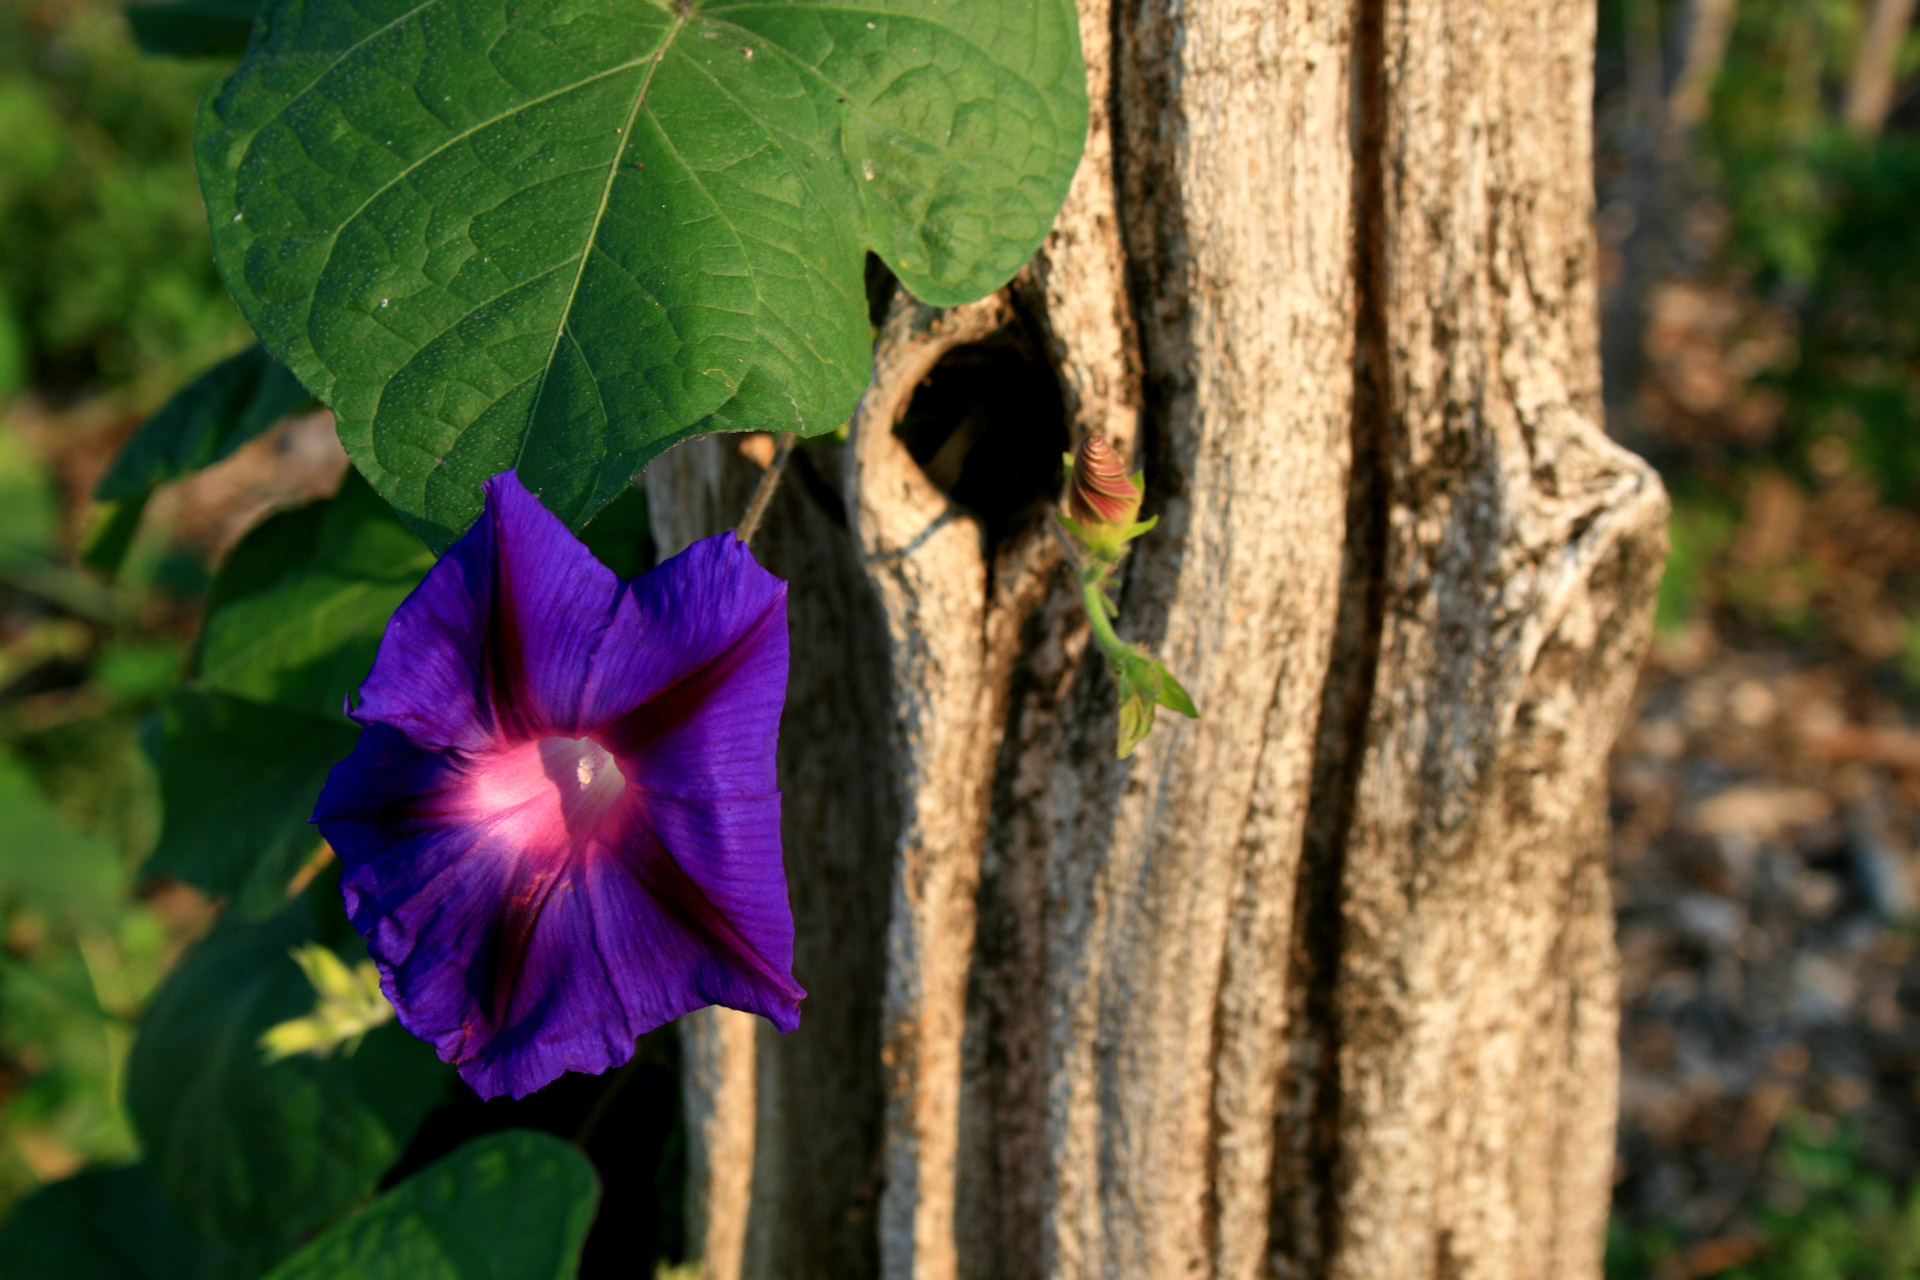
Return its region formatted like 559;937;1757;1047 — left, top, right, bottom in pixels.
1156;667;1198;719
198;0;1088;547
126;900;454;1271
144;473;427;912
80;494;150;576
197;470;433;717
0;762;124;926
94;344;313;505
0;1163;235;1280
144;690;357;916
259;943;396;1061
258;1131;598;1280
126;0;267;59
1108;650;1198;759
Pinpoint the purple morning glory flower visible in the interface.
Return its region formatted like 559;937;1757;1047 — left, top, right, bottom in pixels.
313;471;803;1099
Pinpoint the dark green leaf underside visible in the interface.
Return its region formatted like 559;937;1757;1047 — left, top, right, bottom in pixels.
146;472;428;914
126;901;453;1271
196;469;433;716
95;343;313;503
200;0;1087;548
145;689;357;916
260;1131;598;1280
0;1163;235;1280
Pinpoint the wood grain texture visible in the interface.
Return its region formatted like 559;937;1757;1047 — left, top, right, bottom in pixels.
1033;0;1356;1275
678;1007;756;1280
647;0;1665;1274
1317;0;1667;1274
846;294;1012;1280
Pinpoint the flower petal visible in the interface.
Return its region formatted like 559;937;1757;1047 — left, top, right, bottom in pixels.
351;472;621;748
316;478;802;1100
591;534;788;799
610;788;802;1027
317;749;801;1097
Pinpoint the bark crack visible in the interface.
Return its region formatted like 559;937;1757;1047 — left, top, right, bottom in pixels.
1270;0;1393;1270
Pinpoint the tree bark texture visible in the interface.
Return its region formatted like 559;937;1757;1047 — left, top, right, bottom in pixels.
646;0;1669;1276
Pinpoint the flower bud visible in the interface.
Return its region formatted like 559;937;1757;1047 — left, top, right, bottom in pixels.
1066;434;1142;529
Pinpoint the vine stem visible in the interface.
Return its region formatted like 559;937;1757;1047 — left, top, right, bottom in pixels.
572;1055;643;1148
735;434;796;544
1081;576;1125;659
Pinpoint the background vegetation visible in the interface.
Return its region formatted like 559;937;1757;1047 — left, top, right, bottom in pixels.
0;0;244;1219
1597;0;1920;1274
0;0;1917;1274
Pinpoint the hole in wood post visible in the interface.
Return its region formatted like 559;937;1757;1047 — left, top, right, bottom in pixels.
892;319;1070;554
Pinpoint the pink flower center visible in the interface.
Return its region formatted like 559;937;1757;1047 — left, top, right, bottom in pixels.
459;735;628;856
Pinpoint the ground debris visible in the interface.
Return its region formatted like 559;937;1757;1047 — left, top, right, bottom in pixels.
1611;644;1920;1241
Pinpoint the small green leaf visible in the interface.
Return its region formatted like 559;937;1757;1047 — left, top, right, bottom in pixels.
144;690;357;915
196;471;433;717
94;344;313;505
127;900;453;1272
1157;667;1198;719
259;1131;598;1280
125;0;267;58
199;0;1088;547
260;943;396;1061
1108;651;1197;759
0;1163;234;1280
1115;687;1152;760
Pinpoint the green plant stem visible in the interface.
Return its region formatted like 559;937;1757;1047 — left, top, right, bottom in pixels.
1081;576;1126;662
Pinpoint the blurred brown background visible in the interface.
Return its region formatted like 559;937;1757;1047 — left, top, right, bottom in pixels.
1597;0;1920;1273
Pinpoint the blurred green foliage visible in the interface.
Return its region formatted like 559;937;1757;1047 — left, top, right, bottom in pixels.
1609;1119;1920;1280
1704;0;1920;507
1610;0;1920;687
0;0;248;399
1604;0;1920;1261
1655;485;1737;632
0;411;187;1221
0;0;263;1224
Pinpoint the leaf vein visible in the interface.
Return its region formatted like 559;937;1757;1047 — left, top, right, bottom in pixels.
515;5;699;473
308;54;659;280
249;0;446;150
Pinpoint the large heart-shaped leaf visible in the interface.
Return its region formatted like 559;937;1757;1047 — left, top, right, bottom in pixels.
198;0;1087;547
259;1131;598;1280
